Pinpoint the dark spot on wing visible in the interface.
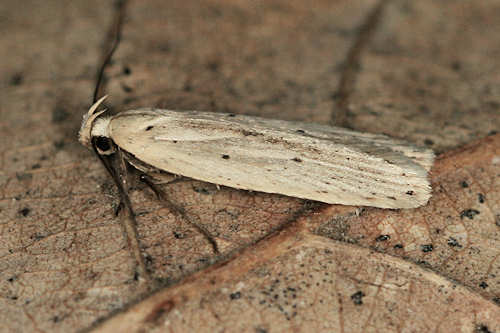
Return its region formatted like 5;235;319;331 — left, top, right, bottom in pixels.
241;130;260;136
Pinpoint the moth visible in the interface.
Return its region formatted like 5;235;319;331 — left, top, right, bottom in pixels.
79;96;434;209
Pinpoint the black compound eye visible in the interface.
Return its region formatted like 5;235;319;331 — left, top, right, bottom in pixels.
95;136;112;152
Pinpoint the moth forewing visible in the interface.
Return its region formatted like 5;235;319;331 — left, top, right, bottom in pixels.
84;107;434;209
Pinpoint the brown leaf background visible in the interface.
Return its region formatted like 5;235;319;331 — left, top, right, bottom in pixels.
1;0;499;332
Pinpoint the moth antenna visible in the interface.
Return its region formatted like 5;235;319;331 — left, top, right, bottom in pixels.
78;95;109;148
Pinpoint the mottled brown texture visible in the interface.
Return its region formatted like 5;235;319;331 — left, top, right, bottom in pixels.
1;0;499;332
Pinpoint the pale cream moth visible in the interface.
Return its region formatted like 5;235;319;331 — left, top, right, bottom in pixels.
79;96;434;209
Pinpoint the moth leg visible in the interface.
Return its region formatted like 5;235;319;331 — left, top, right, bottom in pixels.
114;148;153;285
91;142;152;288
140;173;187;188
109;148;132;216
114;201;124;216
116;147;133;190
140;174;220;254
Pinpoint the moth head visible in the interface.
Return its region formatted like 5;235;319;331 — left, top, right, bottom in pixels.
78;95;115;155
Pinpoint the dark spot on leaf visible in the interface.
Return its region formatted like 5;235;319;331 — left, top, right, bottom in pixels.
230;291;241;300
144;255;153;266
222;154;230;159
207;60;220;72
375;235;390;242
476;324;493;333
19;207;30;217
479;281;488;289
123;65;131;75
173;231;186;239
447;237;462;248
145;125;154;131
292;158;302;162
31;234;45;241
460;209;480;220
351;291;365;305
421;244;433;252
406;190;414;196
10;72;24;86
387;196;397;200
296;129;305;133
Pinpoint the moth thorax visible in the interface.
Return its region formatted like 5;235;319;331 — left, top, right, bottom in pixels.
91;116;111;138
